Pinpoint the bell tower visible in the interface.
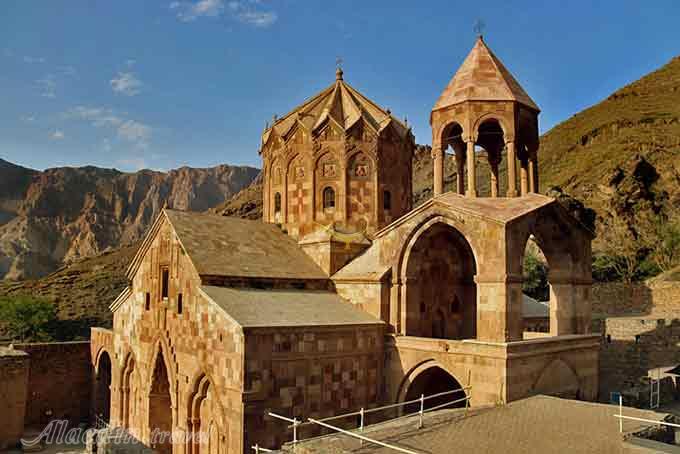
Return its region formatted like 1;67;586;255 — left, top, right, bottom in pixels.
430;36;540;198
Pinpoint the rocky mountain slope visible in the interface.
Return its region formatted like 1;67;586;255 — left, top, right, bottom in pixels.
538;56;680;243
0;161;259;280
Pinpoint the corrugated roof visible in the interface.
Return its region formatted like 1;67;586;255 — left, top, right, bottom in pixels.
262;69;410;146
434;36;539;112
200;285;383;328
164;210;328;280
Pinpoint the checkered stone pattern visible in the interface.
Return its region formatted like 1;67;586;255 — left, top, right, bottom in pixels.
243;327;384;450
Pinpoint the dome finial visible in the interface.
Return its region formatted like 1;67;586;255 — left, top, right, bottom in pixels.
335;56;344;81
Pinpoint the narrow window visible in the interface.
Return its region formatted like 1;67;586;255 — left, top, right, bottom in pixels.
383;190;391;211
177;293;183;315
274;192;281;213
635;334;640;344
606;334;612;344
419;302;426;314
323;187;335;209
145;292;150;311
161;267;169;300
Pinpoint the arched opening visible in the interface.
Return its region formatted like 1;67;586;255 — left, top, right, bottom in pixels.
121;356;136;430
475;119;505;198
322;186;335;209
274;192;281;215
94;351;112;424
189;376;223;454
440;122;466;195
404;223;477;339
148;351;172;454
404;366;466;413
533;359;580;399
383;190;391;212
521;236;550;335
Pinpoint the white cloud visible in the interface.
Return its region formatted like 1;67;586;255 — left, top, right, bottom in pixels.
36;75;57;98
51;130;65;140
171;0;276;27
236;9;276;27
110;72;143;96
66;106;153;149
171;0;224;21
118;120;152;146
23;56;46;64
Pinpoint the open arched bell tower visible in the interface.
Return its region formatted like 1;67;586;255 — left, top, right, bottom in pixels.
430;35;540;198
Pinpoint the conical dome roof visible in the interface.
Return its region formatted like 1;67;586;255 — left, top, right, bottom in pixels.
262;70;410;147
433;36;539;112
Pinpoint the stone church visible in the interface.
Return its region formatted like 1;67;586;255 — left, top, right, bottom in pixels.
90;36;599;453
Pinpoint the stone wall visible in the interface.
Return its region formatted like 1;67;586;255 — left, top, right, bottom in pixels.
243;325;385;450
592;281;680;317
593;281;680;405
0;346;29;449
14;341;92;428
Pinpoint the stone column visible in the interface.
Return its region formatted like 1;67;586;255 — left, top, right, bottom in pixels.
400;276;417;335
489;150;500;198
475;277;523;342
282;169;288;223
528;159;536;193
549;276;575;336
390;275;401;333
506;141;518;197
454;143;466;195
520;158;529;196
466;140;477;198
432;147;444;197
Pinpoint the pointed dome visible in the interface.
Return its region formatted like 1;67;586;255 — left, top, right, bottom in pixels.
433;36;539;112
262;70;410;146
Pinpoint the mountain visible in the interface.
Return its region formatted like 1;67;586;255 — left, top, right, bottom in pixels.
0;162;259;280
0;243;138;339
538;56;680;244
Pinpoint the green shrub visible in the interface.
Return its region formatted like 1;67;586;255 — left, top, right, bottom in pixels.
0;295;57;342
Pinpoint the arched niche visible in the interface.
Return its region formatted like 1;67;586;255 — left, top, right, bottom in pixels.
402;222;477;339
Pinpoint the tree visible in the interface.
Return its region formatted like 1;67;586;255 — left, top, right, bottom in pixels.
523;250;549;302
0;295;57;342
641;214;680;273
599;214;644;283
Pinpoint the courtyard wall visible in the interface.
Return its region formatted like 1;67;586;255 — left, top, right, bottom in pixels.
0;346;29;450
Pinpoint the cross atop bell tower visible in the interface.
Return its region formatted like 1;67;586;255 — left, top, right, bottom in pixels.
430;36;540;198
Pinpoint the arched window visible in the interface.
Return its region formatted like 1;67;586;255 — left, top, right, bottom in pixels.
323;187;335;209
383;190;391;211
274;192;281;213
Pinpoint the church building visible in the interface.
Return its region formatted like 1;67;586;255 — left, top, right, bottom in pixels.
90;36;599;453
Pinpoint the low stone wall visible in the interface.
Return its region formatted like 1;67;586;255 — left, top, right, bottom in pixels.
14;341;93;428
0;346;29;449
592;281;680;317
593;280;680;405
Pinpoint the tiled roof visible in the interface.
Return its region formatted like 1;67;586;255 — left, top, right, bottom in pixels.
164;210;327;280
434;192;554;224
262;69;410;146
434;36;539;112
200;285;383;328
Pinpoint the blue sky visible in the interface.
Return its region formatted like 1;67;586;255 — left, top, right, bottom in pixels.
1;1;678;172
